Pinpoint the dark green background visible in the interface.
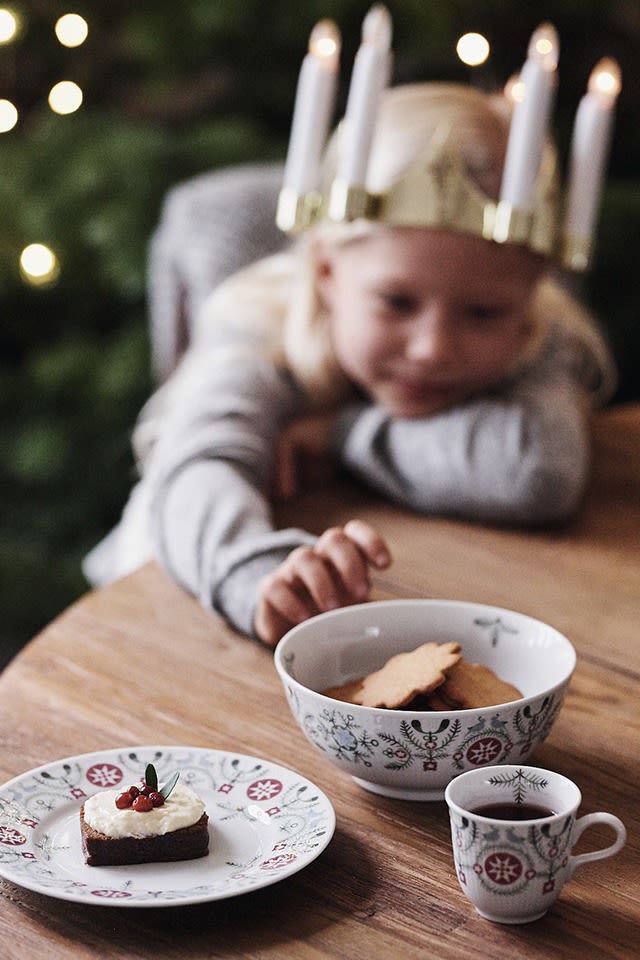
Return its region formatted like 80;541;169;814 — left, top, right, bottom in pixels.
1;1;638;667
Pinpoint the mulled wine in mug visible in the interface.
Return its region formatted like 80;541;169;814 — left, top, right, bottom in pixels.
445;765;626;924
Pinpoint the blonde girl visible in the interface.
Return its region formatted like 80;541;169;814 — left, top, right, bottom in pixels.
85;83;616;647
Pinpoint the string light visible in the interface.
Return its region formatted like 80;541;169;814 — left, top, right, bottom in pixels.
456;32;490;67
19;244;61;287
0;6;20;43
0;98;18;132
55;13;88;48
48;80;83;114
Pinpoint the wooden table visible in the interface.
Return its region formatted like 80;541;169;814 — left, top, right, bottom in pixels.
0;403;638;959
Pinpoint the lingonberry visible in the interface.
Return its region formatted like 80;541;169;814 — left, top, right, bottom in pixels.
132;794;154;813
149;791;165;807
128;785;140;799
115;791;133;809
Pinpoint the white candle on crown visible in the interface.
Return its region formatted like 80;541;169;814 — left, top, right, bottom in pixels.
499;23;559;212
283;19;340;195
337;4;392;188
564;58;621;243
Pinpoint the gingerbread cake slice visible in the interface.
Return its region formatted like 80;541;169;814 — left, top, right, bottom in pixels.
80;764;209;866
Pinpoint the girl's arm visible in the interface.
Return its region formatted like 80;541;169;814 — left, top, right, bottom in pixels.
332;337;593;526
145;348;315;635
145;348;390;642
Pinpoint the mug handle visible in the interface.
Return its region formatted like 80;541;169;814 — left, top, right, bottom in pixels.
568;812;627;878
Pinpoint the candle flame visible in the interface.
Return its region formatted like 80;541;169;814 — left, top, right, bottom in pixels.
362;3;392;50
504;73;525;104
528;22;559;71
309;19;340;61
589;57;622;104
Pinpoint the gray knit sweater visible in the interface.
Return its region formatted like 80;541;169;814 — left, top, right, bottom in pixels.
84;165;615;639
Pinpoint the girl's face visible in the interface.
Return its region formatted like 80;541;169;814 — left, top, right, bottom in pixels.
317;227;543;418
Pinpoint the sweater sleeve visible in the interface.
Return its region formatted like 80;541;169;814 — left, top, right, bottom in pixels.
332;332;593;526
145;347;315;635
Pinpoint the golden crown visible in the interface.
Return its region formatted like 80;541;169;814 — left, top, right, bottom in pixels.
276;7;621;271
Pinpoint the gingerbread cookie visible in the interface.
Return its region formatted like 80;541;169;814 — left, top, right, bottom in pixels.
426;660;522;710
326;641;462;709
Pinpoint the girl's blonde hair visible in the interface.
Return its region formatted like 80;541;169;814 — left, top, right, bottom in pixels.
139;81;614;463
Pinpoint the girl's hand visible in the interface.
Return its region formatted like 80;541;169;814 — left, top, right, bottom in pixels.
274;412;338;500
254;519;392;648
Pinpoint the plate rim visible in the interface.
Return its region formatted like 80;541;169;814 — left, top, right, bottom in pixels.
0;744;336;908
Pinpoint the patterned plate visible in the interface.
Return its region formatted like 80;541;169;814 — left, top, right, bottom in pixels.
0;745;336;907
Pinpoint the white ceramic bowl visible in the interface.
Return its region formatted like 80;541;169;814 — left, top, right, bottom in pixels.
274;599;576;801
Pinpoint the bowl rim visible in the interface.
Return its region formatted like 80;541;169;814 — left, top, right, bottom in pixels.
274;597;576;717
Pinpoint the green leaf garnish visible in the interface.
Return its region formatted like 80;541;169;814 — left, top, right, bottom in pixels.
160;771;180;800
145;763;158;791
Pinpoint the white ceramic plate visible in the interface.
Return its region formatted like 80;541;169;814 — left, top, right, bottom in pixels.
0;745;335;907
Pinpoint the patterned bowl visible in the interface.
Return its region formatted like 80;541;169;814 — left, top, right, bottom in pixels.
274;599;576;801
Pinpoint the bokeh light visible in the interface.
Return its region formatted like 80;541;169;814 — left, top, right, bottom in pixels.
20;244;61;286
504;74;525;105
55;13;89;48
48;80;83;114
0;98;18;132
0;7;20;43
456;32;490;67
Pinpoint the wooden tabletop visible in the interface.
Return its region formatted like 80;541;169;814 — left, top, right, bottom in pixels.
0;403;638;959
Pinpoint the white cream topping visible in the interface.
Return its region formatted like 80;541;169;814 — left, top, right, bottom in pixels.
83;784;205;839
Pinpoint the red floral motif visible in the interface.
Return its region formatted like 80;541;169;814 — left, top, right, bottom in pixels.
85;763;123;789
246;779;283;802
483;851;524;885
91;889;132;899
260;852;297;870
0;826;26;846
466;737;503;766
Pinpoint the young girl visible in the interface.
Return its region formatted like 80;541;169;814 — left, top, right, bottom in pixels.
85;83;616;648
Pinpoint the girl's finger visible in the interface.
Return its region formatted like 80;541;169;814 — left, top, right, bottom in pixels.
343;519;392;568
283;545;340;611
258;569;315;625
315;528;370;601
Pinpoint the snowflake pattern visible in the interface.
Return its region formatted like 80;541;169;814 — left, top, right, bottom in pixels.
483;851;524;885
0;747;335;906
246;779;283;802
0;826;26;846
304;709;379;766
473;617;519;648
85;763;123;789
285;606;568;796
298;693;560;791
449;777;577;904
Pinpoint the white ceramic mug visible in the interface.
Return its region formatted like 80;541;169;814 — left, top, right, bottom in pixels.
444;764;626;924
